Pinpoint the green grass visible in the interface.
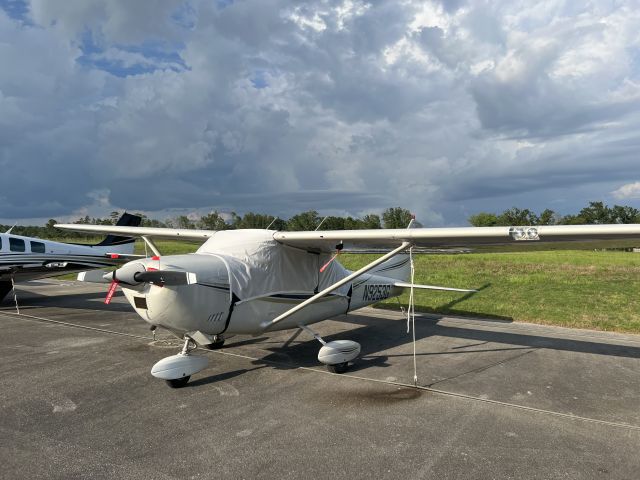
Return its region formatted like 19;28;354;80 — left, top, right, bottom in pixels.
49;238;640;334
341;251;640;334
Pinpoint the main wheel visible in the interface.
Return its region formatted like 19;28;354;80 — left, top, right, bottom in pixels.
327;362;349;374
205;339;225;350
165;376;190;388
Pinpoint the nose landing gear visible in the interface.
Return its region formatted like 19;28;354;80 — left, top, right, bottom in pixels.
150;336;209;388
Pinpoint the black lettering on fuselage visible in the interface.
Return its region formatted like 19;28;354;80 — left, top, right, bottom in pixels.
362;284;391;302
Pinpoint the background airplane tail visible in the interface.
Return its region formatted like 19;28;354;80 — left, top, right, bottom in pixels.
89;213;142;255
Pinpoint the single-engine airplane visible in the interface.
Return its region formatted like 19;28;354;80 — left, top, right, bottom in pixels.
0;213;142;303
56;219;640;388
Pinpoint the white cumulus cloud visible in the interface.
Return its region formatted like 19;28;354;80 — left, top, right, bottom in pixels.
612;182;640;200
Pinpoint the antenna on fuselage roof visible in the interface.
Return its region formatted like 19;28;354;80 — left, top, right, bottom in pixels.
5;223;16;234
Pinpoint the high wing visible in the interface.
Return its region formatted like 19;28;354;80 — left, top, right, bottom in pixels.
54;223;640;252
273;224;640;252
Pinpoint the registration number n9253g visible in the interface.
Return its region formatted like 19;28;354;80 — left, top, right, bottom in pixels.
362;284;391;302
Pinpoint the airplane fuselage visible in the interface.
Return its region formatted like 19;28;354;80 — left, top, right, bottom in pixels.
117;230;408;337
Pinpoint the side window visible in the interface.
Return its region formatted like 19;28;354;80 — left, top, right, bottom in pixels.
31;241;46;253
9;237;25;252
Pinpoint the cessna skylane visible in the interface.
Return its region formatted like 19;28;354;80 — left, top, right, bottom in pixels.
0;213;141;303
56;219;640;388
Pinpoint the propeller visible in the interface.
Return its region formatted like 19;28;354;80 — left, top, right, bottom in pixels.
101;260;197;304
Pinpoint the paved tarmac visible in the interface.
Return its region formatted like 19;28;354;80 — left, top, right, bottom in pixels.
1;280;639;479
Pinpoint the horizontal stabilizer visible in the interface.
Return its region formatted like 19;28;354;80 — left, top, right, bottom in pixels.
393;282;476;293
78;270;112;284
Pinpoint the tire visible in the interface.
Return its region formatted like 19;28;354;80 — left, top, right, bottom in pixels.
205;340;225;350
327;362;349;374
165;376;190;388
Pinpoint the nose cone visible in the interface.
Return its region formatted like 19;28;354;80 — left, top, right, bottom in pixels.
106;261;146;285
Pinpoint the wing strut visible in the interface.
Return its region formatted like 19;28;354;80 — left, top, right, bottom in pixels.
260;241;412;330
142;236;161;257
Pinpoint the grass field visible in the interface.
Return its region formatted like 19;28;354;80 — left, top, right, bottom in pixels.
55;238;640;334
341;251;640;334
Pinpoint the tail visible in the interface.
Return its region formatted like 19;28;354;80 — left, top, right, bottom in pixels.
89;213;142;255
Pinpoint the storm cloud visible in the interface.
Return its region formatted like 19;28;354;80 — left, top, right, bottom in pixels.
1;0;639;224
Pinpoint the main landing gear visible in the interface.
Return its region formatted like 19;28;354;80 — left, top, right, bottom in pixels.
150;336;209;388
299;325;361;374
205;334;225;350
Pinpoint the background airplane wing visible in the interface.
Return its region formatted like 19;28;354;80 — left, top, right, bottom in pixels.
273;224;640;252
55;224;217;241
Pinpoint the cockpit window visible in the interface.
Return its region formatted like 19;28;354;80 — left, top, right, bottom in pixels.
9;237;25;252
31;241;46;253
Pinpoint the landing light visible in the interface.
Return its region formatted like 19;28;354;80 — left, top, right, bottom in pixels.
509;226;540;241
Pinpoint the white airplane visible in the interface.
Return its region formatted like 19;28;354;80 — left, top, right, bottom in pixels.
0;213;141;304
56;219;640;388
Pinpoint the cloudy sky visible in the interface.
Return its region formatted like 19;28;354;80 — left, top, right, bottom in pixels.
1;0;640;226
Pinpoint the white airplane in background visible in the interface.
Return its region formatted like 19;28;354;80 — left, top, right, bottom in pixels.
0;213;142;304
56;219;640;388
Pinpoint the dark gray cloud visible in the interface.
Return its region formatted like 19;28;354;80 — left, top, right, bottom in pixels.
1;0;640;225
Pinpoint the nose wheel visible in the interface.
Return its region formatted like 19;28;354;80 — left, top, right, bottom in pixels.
326;362;349;374
150;336;209;388
166;376;190;388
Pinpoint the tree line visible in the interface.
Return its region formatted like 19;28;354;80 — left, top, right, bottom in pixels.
468;202;640;226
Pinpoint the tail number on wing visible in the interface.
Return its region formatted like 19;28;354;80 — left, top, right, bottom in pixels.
362;284;391;302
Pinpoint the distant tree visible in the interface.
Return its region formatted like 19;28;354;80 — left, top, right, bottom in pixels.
198;212;227;230
234;212;277;229
318;216;345;230
497;207;538;226
382;207;413;229
538;209;558;225
287;211;321;231
611;205;640;224
45;219;57;232
361;214;381;229
174;215;195;229
468;212;499;227
559;214;587;225
578;201;613;224
136;213;166;228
